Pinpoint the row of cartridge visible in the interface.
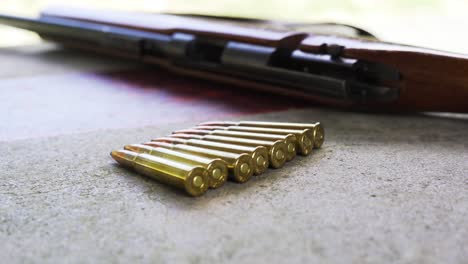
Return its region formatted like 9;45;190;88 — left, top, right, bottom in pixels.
111;121;324;196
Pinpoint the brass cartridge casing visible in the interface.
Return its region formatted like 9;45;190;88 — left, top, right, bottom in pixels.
110;150;209;196
150;138;268;175
200;121;324;149
195;125;314;156
174;129;296;161
169;134;288;169
124;144;228;189
145;140;254;183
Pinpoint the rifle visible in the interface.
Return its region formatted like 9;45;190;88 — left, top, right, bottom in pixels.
1;6;467;112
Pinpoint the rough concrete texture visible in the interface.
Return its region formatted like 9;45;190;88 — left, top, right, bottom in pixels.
0;43;140;79
1;44;467;263
1;110;467;263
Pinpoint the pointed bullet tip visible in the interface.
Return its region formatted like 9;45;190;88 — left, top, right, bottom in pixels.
110;149;136;167
174;129;202;135
110;150;120;158
151;137;170;142
171;134;190;139
124;144;137;151
111;150;130;160
199;121;223;126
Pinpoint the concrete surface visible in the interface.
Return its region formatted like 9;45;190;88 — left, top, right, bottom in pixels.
1;44;467;264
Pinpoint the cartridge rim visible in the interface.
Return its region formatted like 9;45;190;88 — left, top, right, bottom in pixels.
268;141;288;169
184;167;210;196
314;124;325;149
297;133;314;156
231;153;254;183
205;159;228;189
284;135;297;161
251;146;269;175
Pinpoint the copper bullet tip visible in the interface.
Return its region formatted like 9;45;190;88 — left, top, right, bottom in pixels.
151;137;186;143
199;121;236;126
195;126;226;130
110;149;137;167
172;129;209;135
123;144;138;152
170;134;203;139
110;150;118;158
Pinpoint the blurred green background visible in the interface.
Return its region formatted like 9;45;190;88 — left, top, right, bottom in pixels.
1;0;468;53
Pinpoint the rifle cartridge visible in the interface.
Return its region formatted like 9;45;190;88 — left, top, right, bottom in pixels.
173;129;297;161
169;133;288;169
148;138;268;174
199;121;324;149
195;125;314;156
145;140;254;183
124;144;228;189
110;150;209;197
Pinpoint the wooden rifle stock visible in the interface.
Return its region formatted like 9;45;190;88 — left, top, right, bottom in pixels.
301;36;468;112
